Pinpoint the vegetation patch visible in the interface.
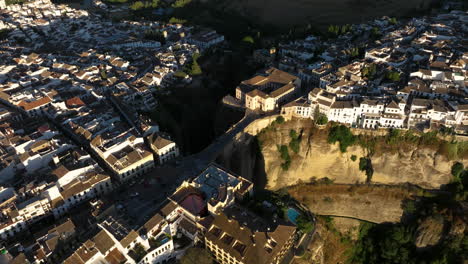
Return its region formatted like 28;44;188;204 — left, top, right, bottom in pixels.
358;157;373;182
296;214;315;233
277;144;291;171
348;166;468;264
289;129;301;154
327;124;356;152
129;243;147;262
179;247;213;264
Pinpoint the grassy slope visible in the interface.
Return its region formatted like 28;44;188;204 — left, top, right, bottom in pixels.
206;0;432;29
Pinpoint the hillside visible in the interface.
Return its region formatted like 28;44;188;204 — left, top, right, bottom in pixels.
200;0;434;29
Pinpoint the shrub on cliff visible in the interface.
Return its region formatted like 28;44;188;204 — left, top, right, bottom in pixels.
451;162;464;179
277;145;291;171
276;116;285;124
289;129;301;153
328;125;356;152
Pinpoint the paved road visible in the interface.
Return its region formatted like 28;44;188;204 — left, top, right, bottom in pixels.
117;110;278;222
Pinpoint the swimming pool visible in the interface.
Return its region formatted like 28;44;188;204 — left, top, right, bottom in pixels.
287;208;300;225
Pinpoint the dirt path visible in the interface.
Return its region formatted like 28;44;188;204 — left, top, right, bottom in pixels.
288;184;417;223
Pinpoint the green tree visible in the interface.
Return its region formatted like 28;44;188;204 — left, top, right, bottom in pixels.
174;71;188;78
277;145;291;171
190;61;202;75
289;129;298;140
172;0;191;8
186;53;202;76
278;145;289;160
328;125;356;152
289;129;301;154
242;35;255;44
316;113;328;125
451;162;464;179
359;157;368;171
296;215;314;233
151;0;159;7
402;200;417;214
276;116;285;124
100;69;108;79
130;243;147;262
130;1;144;10
371;27;381;38
313;105;328;125
386;71;401;82
169;17;187;24
362;64;377;79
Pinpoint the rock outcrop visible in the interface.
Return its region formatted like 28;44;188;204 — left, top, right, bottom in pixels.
217;118;466;190
415;216;445;248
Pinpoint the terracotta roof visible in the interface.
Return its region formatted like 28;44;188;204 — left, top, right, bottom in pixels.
386;100;400;109
160;200;178;217
50;196;64;208
17;96;51;111
270;83;295;98
75;240;99;262
45;236;60;252
120;230;139;248
61;174;109;200
105;248;127;264
52;165;69;179
63;253;85;264
242;75;268;86
150;135;174;150
246;89;268;99
66;97;85;108
48;218;75;235
93;229;115;254
143;213;164;233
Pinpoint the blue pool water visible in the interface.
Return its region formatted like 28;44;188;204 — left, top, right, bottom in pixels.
287;208;300;225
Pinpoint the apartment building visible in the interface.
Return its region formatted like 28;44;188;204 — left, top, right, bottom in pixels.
205;204;296;264
188;30;224;50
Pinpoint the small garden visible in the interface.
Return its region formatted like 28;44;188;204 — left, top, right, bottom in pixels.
129;243;147;262
149;233;172;249
242;189;315;234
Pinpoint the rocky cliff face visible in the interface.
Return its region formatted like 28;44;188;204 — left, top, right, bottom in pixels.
217;118;466;190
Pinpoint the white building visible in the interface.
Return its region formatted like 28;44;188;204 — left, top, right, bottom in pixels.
236;68;301;112
148;134;179;165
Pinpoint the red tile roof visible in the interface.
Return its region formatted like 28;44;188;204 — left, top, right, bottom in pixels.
66;97;85;108
18;97;51;111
